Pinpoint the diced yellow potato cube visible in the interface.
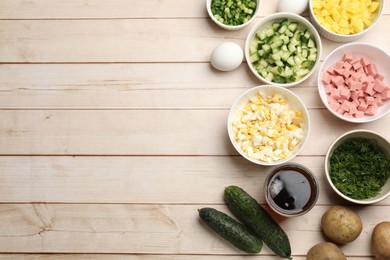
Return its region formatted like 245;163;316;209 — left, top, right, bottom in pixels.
363;18;372;27
330;8;341;22
332;22;341;32
325;16;334;24
370;1;380;13
339;19;349;28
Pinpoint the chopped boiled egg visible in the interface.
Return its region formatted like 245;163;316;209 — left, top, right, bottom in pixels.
232;91;304;163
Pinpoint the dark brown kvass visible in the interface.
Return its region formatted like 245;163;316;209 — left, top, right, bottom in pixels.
265;163;319;217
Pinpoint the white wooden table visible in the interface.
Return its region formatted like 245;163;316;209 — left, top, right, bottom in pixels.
0;1;389;259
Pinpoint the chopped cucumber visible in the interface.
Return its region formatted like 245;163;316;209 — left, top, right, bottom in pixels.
249;19;318;84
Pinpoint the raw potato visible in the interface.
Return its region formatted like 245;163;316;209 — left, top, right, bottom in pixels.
321;205;363;244
307;242;346;260
372;221;390;260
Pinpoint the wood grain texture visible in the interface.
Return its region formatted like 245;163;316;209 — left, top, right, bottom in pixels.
1;0;389;258
0;63;322;109
4;155;388;205
0;17;389;63
0;109;389;155
0;204;387;256
0;255;373;260
0;0;277;19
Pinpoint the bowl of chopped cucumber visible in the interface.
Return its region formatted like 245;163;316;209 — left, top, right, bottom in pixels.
245;12;322;87
309;0;383;42
206;0;260;30
325;129;390;204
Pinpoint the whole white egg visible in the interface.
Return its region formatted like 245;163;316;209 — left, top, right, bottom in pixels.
277;0;309;15
210;42;243;72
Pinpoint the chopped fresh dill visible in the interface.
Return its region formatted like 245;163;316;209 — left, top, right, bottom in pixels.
329;137;390;200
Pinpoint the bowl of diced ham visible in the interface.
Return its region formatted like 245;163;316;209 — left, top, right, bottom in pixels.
318;42;390;123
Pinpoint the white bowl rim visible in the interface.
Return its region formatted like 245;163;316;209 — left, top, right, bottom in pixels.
317;42;390;123
325;129;390;204
227;85;311;166
206;0;260;30
245;12;323;87
309;0;384;39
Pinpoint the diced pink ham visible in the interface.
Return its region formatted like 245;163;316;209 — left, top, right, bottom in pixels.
374;78;386;93
336;107;345;115
331;75;344;86
343;53;355;62
358;101;368;111
364;83;375;96
335;61;344;69
365;104;378;116
324;53;387;118
340;87;351;99
349;103;358;114
366;96;375;106
374;94;384;106
343;112;353;118
381;88;390;101
331;87;342;100
375;74;384;81
355;111;365;118
321;72;331;84
343;62;352;71
366;63;378;75
324;84;333;94
341;100;352;112
352;61;362;70
360;56;371;67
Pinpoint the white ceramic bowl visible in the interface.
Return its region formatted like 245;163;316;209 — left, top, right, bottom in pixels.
325;130;390;204
309;0;384;42
227;85;310;166
318;42;390;123
245;12;322;87
206;0;260;30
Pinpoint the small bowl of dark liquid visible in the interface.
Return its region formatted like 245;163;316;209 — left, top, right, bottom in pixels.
264;163;319;217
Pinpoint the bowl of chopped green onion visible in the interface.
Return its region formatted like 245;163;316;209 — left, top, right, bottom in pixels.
325;130;390;204
245;12;322;87
207;0;260;30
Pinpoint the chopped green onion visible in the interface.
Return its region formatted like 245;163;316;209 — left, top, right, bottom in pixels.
211;0;257;26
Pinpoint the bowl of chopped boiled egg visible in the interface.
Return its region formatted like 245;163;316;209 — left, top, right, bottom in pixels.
309;0;383;42
227;85;310;166
245;12;322;87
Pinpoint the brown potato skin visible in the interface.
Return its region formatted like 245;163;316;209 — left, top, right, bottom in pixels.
372;221;390;260
321;205;363;244
307;242;346;260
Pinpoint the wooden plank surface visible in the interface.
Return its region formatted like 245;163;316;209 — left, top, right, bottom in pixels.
0;109;389;155
0;155;388;205
0;204;388;256
0;0;389;259
0;17;389;63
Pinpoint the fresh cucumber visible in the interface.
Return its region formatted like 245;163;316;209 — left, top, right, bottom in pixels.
224;186;292;259
198;207;263;254
249;19;318;84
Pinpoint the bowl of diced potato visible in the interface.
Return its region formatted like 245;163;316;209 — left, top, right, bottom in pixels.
309;0;383;42
227;85;310;166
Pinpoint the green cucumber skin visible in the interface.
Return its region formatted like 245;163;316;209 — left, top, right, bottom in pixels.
224;186;292;259
198;207;263;254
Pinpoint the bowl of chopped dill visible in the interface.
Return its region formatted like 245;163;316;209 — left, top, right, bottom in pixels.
325;130;390;204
